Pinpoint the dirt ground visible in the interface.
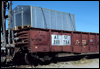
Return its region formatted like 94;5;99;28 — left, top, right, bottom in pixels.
10;58;99;68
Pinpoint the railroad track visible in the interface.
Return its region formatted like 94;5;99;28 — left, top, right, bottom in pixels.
1;53;99;68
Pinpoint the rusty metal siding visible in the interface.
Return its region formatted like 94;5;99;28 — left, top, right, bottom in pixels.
81;33;89;52
50;30;62;52
73;32;81;53
97;34;99;51
62;31;72;52
30;29;50;52
89;34;96;52
90;34;96;46
14;27;99;53
97;34;99;45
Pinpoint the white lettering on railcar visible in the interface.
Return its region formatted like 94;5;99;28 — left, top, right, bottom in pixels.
51;34;71;46
51;35;62;45
62;35;71;45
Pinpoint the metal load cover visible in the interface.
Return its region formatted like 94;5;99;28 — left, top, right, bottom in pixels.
12;5;76;31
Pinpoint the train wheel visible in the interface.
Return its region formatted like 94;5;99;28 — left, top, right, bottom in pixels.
25;53;32;65
25;53;39;66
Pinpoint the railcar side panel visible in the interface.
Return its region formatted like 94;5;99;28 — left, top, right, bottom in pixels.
73;32;81;53
30;29;50;53
50;30;62;52
14;28;99;54
97;34;99;52
89;34;96;52
62;31;72;52
81;33;89;53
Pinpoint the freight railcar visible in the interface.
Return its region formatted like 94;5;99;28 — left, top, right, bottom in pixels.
12;27;99;64
1;2;99;66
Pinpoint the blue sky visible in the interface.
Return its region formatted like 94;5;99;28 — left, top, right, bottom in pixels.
7;1;99;33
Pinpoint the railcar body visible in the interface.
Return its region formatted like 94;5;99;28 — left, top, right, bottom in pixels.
14;27;99;54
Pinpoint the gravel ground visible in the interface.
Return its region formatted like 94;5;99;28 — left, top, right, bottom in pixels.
35;58;99;68
7;58;99;68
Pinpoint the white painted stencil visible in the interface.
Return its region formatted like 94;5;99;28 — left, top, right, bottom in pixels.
51;35;62;45
51;34;71;46
62;35;71;45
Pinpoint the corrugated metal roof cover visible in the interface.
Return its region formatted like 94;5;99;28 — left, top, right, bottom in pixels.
12;5;76;31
